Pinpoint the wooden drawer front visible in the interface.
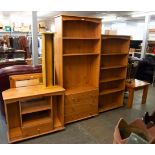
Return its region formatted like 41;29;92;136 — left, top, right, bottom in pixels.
65;90;98;123
22;123;53;137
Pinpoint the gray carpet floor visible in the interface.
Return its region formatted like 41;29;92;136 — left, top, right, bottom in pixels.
0;85;155;144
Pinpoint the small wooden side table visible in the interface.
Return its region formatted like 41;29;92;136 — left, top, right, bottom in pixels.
125;79;150;108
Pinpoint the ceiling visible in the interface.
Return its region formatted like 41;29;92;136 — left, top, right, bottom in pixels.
37;11;137;21
0;11;155;24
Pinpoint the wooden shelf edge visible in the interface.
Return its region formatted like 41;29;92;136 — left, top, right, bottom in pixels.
21;106;51;115
102;35;130;40
63;53;100;56
22;117;52;128
100;77;125;83
99;104;123;113
101;53;128;55
99;88;124;95
65;113;98;124
8;127;65;144
63;37;100;40
65;86;98;95
100;65;127;70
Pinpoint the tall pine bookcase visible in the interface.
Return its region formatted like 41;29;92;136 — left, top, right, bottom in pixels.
54;15;101;123
99;35;130;112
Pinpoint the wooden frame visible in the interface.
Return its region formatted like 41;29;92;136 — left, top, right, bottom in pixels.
42;32;54;87
54;15;101;123
9;73;42;88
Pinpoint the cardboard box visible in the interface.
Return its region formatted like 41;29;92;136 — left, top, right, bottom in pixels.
105;30;117;35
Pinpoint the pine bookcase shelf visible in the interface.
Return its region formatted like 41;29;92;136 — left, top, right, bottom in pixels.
100;65;127;70
63;53;99;56
99;104;123;113
63;37;100;40
99;90;124;112
22;115;52;128
100;77;125;83
99;35;130;112
20;98;51;115
65;86;98;95
102;35;130;40
55;15;101;123
101;53;128;55
100;88;124;95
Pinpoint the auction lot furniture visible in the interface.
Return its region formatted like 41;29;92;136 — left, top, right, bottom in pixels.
125;79;150;108
54;15;101;123
99;35;130;112
2;85;65;143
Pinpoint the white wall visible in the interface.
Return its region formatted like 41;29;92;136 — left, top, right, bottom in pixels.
102;21;145;40
102;20;155;40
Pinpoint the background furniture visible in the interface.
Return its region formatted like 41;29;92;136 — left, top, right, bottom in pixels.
153;70;155;87
54;15;101;123
125;79;150;108
2;85;65;143
0;60;27;69
135;55;155;83
99;35;130;112
0;65;42;118
0;49;27;59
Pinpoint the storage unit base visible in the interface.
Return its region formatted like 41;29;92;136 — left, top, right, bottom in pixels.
64;89;98;123
2;85;65;143
8;126;65;143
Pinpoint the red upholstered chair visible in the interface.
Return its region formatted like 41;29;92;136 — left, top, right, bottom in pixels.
0;65;42;119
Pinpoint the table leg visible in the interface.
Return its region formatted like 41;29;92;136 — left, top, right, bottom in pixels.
142;85;149;104
128;88;134;108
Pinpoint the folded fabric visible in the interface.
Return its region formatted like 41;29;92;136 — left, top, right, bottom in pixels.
126;132;148;144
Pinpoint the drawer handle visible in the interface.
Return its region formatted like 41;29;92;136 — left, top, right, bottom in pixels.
37;128;41;133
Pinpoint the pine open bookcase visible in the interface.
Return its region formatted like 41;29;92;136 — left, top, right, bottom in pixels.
54;15;101;123
99;35;130;112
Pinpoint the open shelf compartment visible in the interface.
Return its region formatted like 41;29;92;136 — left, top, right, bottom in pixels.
63;39;100;55
63;56;100;91
20;97;51;115
22;110;52;128
100;54;128;68
99;79;125;95
100;67;127;82
6;102;22;141
63;20;101;38
52;95;64;128
101;37;130;54
99;90;124;112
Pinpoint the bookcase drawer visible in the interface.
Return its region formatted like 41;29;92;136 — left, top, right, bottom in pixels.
64;90;98;123
22;123;53;137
